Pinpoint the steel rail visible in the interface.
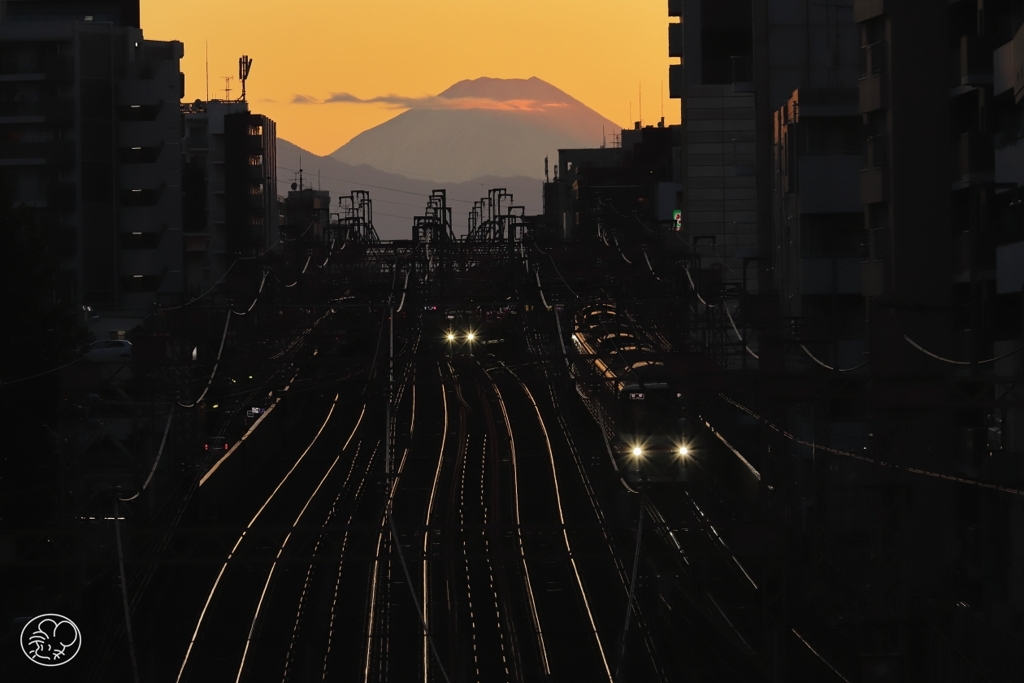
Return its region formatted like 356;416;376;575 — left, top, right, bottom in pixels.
174;395;361;683
508;368;614;682
484;369;551;675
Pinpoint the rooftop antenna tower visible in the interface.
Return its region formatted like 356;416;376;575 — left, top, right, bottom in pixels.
639;82;642;126
238;55;252;102
205;42;209;101
544;156;549;183
222;75;232;101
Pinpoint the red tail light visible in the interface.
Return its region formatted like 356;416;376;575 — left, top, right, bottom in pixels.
223;443;230;450
204;444;209;451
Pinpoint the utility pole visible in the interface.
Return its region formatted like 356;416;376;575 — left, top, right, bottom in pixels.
385;302;394;476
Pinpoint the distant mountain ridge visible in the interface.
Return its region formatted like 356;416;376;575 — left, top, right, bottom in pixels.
276;138;541;242
328;77;621;183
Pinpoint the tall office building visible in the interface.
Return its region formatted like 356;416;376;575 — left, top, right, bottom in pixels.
0;0;184;319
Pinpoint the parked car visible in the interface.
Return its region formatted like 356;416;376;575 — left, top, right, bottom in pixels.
85;340;132;362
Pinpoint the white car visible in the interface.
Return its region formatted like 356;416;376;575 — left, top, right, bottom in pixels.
85;340;133;362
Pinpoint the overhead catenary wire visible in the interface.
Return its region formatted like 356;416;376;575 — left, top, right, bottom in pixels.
161;261;238;311
718;393;1024;497
119;406;175;501
158;236;280;312
178;308;232;408
231;270;269;317
681;265;716;308
799;343;868;372
642;250;666;283
534;267;553;312
529;237;580;299
904;335;1024;365
612;235;633;264
721;301;760;360
0;355;84;388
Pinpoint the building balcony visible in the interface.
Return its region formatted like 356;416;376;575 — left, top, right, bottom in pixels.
853;0;887;22
0;139;74;167
858;73;887;113
861;259;886;297
669;63;684;99
0;72;44;83
118;122;170;149
668;22;682;59
859;41;886;78
120;185;164;207
118;144;163;164
120;272;165;294
121;206;169;233
246;134;264;152
862;134;886;170
120;248;168;276
860;167;887;204
0;98;74;125
117;80;166;107
184;136;208;152
953;35;993;89
119;164;171;190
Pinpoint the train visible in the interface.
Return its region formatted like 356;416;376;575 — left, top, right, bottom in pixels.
569;303;695;484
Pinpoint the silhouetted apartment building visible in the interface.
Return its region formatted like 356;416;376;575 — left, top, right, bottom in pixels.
181;99;277;298
773;88;865;369
851;4;1024;677
0;0;184;316
668;0;860;289
660;1;1024;679
545;121;681;241
281;184;330;242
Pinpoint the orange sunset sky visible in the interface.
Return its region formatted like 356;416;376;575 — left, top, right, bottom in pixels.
142;0;681;156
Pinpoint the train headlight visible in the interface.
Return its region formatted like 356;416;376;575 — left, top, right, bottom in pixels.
678;446;689;456
446;332;455;342
632;446;642;457
466;331;476;342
